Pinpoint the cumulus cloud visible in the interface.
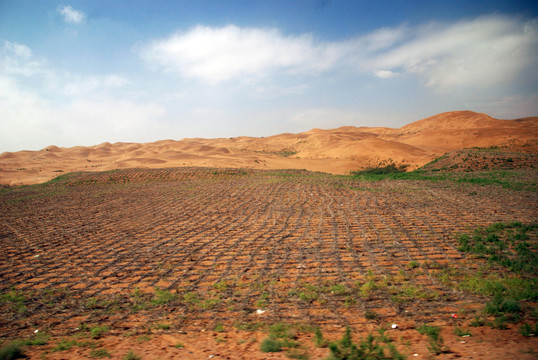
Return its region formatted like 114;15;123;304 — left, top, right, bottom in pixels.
140;25;346;83
140;16;537;90
58;5;85;24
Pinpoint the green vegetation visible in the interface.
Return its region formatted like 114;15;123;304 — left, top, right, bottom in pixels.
351;163;408;176
0;289;28;315
89;348;111;358
260;338;282;352
0;343;24;360
276;150;298;157
52;339;78;351
122;351;142;360
457;222;537;274
89;325;110;339
454;327;472;337
350;165;535;191
260;323;301;354
151;287;178;306
314;327;328;348
519;323;538;337
417;324;447;355
327;326;404;360
451;222;538;329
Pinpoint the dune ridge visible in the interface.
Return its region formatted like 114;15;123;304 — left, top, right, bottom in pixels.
1;111;537;185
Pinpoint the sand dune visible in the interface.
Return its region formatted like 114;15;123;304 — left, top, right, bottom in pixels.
1;111;536;185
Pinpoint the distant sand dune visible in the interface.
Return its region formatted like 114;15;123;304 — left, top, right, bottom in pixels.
1;111;536;185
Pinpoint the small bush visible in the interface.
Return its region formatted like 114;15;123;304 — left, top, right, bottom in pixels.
417;324;446;355
365;310;379;320
519;323;538;337
0;343;24;360
454;327;472;337
89;348;111;358
52;339;78;351
260;338;282;352
122;350;142;360
327;326;404;360
314;327;328;348
90;325;109;339
485;295;521;316
470;316;485;327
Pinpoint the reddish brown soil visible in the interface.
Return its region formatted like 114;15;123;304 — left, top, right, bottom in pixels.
1;168;537;359
420;143;538;172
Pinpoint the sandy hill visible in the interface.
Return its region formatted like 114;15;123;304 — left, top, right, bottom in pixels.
1;111;537;185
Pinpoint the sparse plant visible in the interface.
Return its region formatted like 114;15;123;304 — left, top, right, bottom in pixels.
454;327;472;337
417;324;447;355
151;287;177;306
260;338;282;352
90;325;109;339
314;327;328;348
327;326;404;360
156;323;171;330
365;310;379;320
89;348;111;358
519;323;537;337
470;316;485;327
0;342;24;360
52;339;78;351
122;350;142;360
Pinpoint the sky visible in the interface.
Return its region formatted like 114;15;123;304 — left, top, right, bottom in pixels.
0;0;537;152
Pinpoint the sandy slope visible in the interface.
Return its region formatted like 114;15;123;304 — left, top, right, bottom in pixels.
1;111;537;185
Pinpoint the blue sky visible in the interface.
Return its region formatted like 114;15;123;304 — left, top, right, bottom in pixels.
0;1;537;152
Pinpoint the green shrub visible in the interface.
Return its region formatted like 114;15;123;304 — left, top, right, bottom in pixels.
417;324;446;355
90;325;109;339
122;350;142;360
89;348;111;358
314;327;328;348
327;326;404;360
485;295;521;316
260;338;282;352
0;343;24;360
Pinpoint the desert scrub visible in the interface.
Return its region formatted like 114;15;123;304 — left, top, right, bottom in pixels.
457;222;537;274
327;326;404;360
122;350;142;360
260;323;299;353
151;287;178;306
89;348;111;358
260;338;282;352
0;289;28;315
0;342;24;360
314;327;328;348
417;324;448;355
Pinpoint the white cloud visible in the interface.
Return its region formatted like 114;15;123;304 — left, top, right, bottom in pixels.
62;75;130;96
140;16;537;91
374;70;398;78
0;41;163;151
0;40;48;76
140;25;345;83
373;16;538;89
58;5;85;24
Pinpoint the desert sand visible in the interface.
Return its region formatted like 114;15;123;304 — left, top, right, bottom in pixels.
1;111;537;185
